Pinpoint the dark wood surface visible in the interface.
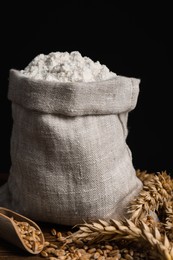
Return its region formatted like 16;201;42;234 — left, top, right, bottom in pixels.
0;173;72;259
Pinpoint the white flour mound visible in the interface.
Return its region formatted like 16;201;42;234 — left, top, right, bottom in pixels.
21;51;116;82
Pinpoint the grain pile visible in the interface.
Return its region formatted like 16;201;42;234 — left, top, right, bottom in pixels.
11;218;43;253
39;170;173;260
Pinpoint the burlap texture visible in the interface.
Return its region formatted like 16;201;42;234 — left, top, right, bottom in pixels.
0;69;143;225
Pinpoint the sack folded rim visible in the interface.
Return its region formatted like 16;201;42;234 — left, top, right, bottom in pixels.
8;69;140;116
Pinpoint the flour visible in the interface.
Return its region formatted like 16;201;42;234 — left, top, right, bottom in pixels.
21;51;116;82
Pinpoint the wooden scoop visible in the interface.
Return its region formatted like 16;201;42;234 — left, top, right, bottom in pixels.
0;207;45;254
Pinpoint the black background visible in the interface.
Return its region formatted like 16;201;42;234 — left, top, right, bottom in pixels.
0;2;172;175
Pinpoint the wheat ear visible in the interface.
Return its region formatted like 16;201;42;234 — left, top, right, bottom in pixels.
70;171;173;259
127;170;173;224
72;218;173;260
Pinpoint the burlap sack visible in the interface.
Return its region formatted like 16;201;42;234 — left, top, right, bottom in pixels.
0;69;143;225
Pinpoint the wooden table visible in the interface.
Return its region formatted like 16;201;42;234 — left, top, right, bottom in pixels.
0;173;72;259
